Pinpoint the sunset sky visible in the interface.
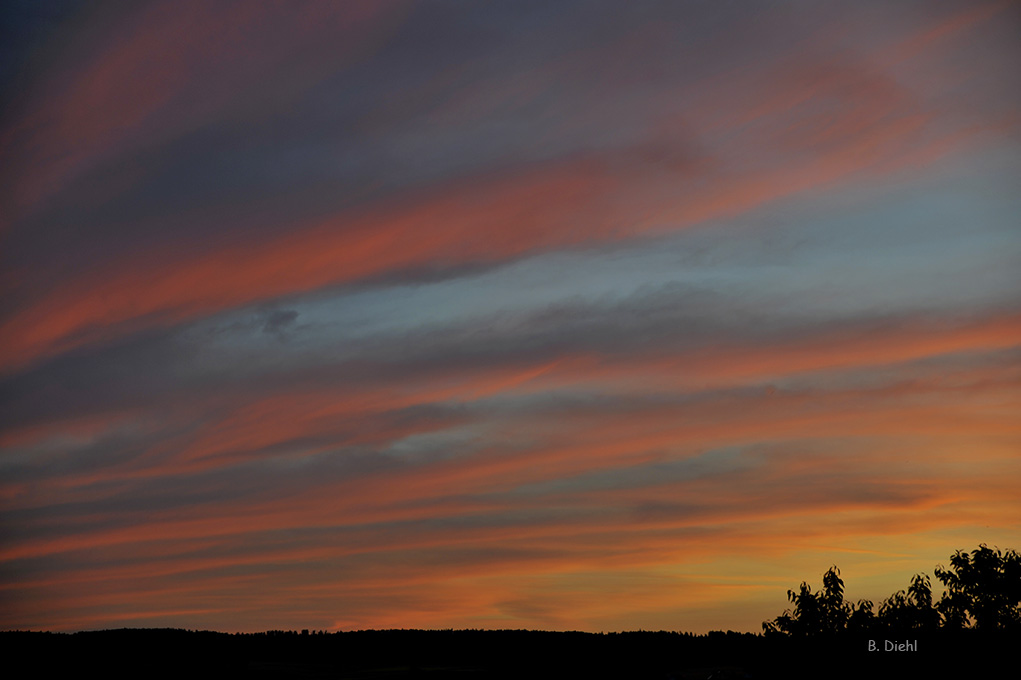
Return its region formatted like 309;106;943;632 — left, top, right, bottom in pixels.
1;0;1019;634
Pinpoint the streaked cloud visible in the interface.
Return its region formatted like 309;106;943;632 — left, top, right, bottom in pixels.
1;0;1018;633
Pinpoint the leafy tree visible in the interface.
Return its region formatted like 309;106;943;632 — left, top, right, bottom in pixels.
764;545;1020;636
845;597;875;633
934;544;1021;630
763;566;865;636
877;573;939;631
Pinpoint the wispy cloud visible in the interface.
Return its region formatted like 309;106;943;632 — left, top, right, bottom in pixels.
1;0;1018;633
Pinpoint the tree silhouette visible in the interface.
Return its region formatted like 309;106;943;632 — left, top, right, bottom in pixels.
762;566;868;636
764;545;1020;635
877;573;939;631
934;544;1021;630
845;596;875;633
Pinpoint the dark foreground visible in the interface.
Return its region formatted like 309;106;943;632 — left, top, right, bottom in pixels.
4;628;1013;679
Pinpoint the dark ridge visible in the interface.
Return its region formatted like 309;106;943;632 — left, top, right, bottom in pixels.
2;627;1014;680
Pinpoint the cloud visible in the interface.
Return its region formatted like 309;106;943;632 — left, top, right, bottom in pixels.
1;0;1019;633
3;2;1017;373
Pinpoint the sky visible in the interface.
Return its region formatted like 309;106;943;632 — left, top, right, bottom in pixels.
0;0;1019;634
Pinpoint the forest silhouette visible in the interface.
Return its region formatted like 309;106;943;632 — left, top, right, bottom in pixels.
4;545;1016;679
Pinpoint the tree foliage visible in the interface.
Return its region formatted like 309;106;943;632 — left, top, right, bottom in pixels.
877;573;939;631
934;544;1021;630
764;545;1020;636
762;566;869;636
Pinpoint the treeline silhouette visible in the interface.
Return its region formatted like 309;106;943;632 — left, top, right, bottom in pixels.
4;546;1015;679
2;628;771;679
